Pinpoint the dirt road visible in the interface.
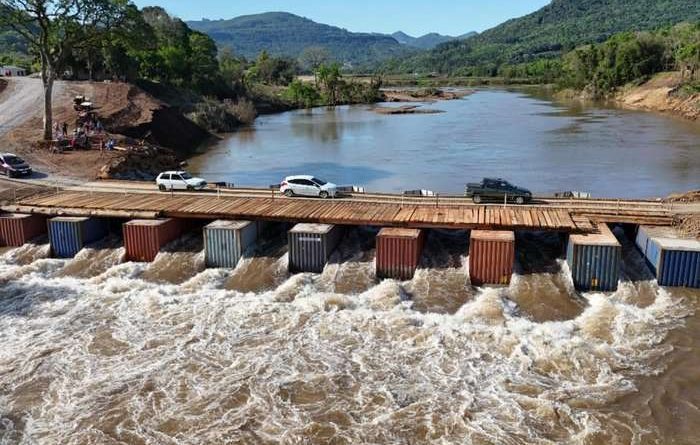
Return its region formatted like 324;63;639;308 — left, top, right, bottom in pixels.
0;77;63;137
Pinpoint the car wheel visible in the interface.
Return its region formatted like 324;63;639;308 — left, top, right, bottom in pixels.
186;185;194;191
319;191;330;199
472;195;482;204
158;184;166;191
284;189;294;197
7;171;15;179
515;196;525;205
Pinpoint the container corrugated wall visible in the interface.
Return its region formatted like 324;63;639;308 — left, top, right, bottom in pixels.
469;230;515;286
636;225;700;288
566;224;621;292
48;217;108;258
0;213;46;246
124;218;183;262
204;220;258;268
376;228;425;280
288;224;343;273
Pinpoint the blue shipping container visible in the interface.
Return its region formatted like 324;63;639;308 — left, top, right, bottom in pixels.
566;224;621;292
636;226;700;288
204;220;258;268
48;217;109;258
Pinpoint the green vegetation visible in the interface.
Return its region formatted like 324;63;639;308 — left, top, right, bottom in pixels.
187;12;413;70
500;22;700;97
285;63;383;107
386;0;700;76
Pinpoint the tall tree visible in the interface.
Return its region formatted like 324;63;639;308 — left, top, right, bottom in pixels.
0;0;132;140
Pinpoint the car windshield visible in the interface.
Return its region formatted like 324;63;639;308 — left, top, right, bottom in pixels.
5;156;24;165
180;172;193;180
311;177;327;186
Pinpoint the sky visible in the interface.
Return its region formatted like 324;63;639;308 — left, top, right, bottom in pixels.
131;0;552;36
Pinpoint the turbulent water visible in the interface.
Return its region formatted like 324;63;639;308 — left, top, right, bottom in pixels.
1;229;699;444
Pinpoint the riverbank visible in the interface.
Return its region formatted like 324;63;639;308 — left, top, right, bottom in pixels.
616;72;699;121
556;72;700;122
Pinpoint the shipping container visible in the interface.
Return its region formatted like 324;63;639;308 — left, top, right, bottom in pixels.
48;216;108;258
469;230;515;286
204;220;258;268
288;223;343;273
376;228;425;280
635;225;700;288
124;218;183;262
0;213;46;247
566;224;621;292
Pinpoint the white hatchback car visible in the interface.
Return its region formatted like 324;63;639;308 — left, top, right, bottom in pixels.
280;175;337;199
156;171;207;191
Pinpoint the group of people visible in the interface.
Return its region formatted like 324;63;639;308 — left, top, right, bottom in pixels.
51;115;110;151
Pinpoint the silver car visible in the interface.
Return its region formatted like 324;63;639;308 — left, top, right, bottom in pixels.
280;175;337;198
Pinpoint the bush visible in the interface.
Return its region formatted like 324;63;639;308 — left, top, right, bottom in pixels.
188;98;239;133
228;98;257;124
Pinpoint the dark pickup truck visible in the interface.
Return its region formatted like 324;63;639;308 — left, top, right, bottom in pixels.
465;178;532;204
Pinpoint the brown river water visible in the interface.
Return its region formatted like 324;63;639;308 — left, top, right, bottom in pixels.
188;88;700;198
1;225;699;444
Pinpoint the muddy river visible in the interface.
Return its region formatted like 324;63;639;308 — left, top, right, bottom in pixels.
1;226;699;444
188;88;700;198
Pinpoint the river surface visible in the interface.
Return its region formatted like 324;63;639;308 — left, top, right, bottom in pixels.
189;89;700;198
1;227;699;444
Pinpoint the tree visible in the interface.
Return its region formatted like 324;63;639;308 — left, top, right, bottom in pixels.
0;0;132;140
299;46;329;85
316;62;341;105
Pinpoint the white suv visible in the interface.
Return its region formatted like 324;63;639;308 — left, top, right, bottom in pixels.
280;175;337;199
156;171;207;191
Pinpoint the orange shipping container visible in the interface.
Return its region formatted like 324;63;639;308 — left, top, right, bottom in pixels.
469;230;515;286
123;219;183;262
0;213;46;247
376;228;425;280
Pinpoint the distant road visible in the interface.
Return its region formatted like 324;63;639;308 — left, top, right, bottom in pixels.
0;77;63;137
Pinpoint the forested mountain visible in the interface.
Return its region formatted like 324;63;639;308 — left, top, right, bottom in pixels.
387;0;700;75
391;31;477;49
188;12;412;67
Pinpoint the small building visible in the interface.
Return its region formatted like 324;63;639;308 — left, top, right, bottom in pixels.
0;66;27;77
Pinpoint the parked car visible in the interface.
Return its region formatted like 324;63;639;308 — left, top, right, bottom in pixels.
156;171;207;191
465;178;532;204
280;175;337;199
0;153;32;178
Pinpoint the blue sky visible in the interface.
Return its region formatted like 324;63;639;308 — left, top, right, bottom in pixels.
131;0;551;36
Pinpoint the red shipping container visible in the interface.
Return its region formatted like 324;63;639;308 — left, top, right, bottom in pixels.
469;230;515;286
376;228;425;280
0;213;47;247
123;218;183;262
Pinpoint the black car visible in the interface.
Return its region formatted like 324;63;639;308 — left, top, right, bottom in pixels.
465;178;532;204
0;153;33;178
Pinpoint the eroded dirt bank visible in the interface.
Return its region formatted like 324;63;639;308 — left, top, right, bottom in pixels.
0;78;210;180
616;72;699;121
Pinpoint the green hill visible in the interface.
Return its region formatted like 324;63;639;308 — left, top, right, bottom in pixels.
389;0;700;74
188;12;412;68
391;31;477;50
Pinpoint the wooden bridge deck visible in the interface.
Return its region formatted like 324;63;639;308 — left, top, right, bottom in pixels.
2;189;679;233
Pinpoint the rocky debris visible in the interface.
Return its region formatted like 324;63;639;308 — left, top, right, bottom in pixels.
666;190;700;203
98;145;180;181
675;215;700;240
383;88;474;103
373;105;445;115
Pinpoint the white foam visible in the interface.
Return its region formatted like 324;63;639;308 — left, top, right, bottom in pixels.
0;243;693;444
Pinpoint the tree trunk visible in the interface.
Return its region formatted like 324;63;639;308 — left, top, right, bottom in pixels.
42;73;54;141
